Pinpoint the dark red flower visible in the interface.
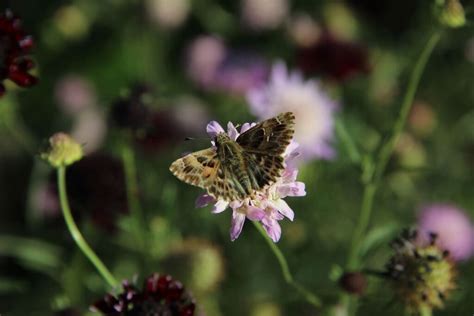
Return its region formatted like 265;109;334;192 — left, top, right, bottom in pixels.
91;274;196;316
0;9;37;96
296;33;370;82
110;84;209;153
110;84;152;131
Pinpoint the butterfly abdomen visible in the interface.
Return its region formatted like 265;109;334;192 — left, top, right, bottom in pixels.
217;136;254;197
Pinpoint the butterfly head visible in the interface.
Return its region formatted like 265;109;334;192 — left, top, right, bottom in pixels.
214;132;233;147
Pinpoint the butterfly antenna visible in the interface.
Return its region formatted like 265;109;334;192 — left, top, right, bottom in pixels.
184;136;209;142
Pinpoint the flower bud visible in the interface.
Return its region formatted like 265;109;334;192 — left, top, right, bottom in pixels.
436;0;465;28
42;133;83;168
339;272;367;295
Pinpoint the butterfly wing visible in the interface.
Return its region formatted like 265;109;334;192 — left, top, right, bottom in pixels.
243;151;285;191
169;148;220;190
237;112;295;191
169;148;247;201
170;112;296;202
236;112;295;155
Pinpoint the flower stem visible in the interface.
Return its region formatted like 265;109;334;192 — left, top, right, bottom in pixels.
346;29;442;271
374;30;442;183
57;166;118;288
121;144;147;254
335;117;361;164
341;29;442;315
0;97;37;154
253;221;322;308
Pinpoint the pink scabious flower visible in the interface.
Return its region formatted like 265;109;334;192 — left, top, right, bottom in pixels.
247;61;337;161
186;35;269;95
195;120;305;242
417;203;474;261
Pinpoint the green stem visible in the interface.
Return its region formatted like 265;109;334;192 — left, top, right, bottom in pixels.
335;117;362;164
341;29;442;315
121;144;147;253
346;183;376;269
57;166;118;288
374;30;442;182
419;306;433;316
253;222;322;308
346;29;442;271
0;98;36;154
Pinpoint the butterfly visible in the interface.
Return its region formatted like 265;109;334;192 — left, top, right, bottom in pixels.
169;112;295;202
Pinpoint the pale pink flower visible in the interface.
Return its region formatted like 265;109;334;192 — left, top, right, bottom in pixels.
247;61;337;160
196;119;305;242
418;203;474;261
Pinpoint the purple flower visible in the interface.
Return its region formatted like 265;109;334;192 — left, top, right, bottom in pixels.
417;203;474;261
186;36;269;95
247;61;338;161
196;120;306;242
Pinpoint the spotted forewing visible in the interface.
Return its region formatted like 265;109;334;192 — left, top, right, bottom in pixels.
169;112;295;201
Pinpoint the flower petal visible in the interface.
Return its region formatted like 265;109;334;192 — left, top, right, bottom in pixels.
195;194;215;208
230;212;246;241
206;121;225;138
227;122;239;140
277;182;306;198
246;206;266;221
269;199;295;221
240;122;257;134
212;200;229;213
263;220;282;242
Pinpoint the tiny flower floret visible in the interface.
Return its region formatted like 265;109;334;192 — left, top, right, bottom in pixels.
196;120;305;242
42;132;83;168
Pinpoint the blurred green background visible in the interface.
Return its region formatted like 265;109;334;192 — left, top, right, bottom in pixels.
0;0;473;315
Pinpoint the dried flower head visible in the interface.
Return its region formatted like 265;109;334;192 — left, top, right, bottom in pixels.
0;9;37;96
385;229;456;314
42;133;83;168
91;273;195;315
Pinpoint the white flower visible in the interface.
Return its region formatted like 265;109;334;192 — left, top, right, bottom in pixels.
247;61;338;160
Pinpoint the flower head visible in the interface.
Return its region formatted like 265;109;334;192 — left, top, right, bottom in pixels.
42;133;83;168
384;229;456;314
91;273;195;316
109;83;152;131
196;119;305;242
186;36;269;95
146;0;190;30
0;9;37;96
296;32;370;82
241;0;288;31
247;62;337;160
417;203;474;261
339;272;367;296
436;0;465;28
55;75;96;115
